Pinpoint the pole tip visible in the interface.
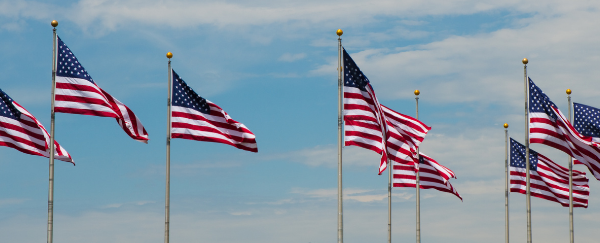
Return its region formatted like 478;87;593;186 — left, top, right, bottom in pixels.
414;90;420;96
166;52;173;59
336;29;343;36
566;89;572;95
504;123;509;128
522;58;528;64
51;20;58;27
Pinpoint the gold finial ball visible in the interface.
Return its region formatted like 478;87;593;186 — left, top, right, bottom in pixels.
504;123;509;128
166;52;173;59
566;89;572;95
51;20;58;27
414;90;420;96
336;29;343;36
522;58;528;64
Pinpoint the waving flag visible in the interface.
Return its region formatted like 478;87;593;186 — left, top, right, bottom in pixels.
383;105;431;166
574;102;600;143
170;70;257;152
0;89;73;163
54;36;148;142
528;78;600;180
510;138;589;207
393;153;461;200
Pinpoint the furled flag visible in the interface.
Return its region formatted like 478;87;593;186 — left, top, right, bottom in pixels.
0;88;73;163
509;138;589;207
54;36;148;143
528;77;600;180
392;152;462;200
343;48;423;174
170;70;257;152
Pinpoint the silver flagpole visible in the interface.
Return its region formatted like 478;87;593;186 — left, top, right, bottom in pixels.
522;58;532;243
165;52;173;243
504;123;509;243
47;19;58;243
566;88;574;243
414;89;420;243
388;157;392;243
336;29;344;243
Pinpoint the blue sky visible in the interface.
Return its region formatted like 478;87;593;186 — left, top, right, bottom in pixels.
2;0;600;242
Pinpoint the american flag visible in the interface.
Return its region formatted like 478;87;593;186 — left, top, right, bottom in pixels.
392;153;462;200
509;138;589;207
54;36;149;143
574;102;600;144
170;70;257;152
0;88;73;163
528;77;600;180
342;49;431;174
382;105;431;166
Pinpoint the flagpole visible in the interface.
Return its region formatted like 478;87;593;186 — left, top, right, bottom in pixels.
414;89;420;243
388;156;392;243
336;29;344;243
566;88;574;243
47;19;58;243
504;123;509;243
165;52;173;243
522;57;532;243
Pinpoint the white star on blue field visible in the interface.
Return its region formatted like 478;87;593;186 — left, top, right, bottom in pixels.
2;1;600;243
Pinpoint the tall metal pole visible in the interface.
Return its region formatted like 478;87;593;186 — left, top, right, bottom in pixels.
566;88;574;243
336;29;344;243
504;123;509;243
414;89;421;243
47;19;58;243
522;58;532;243
388;157;392;243
165;52;173;243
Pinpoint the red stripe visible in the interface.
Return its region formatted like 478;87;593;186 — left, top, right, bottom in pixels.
54;107;119;118
172;122;256;144
56;82;103;95
55;95;115;109
171;133;257;152
0;121;45;141
0;141;44;157
172;111;253;134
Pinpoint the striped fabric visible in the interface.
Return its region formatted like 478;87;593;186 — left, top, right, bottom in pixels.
54;36;149;143
342;48;389;174
528;77;600;180
170;70;257;152
0;88;73;163
393;153;461;200
383;105;431;168
510;138;589;207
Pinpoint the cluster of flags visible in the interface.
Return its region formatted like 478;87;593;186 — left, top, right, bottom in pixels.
342;47;460;197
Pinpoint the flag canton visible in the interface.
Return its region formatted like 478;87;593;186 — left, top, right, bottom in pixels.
172;70;210;114
573;102;600;137
528;78;557;121
0;89;22;120
418;155;425;164
56;36;94;84
509;138;538;171
343;48;370;91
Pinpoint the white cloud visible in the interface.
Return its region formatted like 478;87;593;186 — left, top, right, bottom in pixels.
278;53;306;62
0;198;28;207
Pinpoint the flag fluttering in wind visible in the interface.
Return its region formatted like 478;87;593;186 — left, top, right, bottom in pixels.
342;48;431;174
0;88;73;163
54;36;149;143
393;153;461;200
574;102;600;144
510;138;589;207
342;48;390;174
528;77;600;180
383;105;431;167
170;70;257;152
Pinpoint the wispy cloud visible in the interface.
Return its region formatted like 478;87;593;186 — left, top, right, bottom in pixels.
278;53;306;62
